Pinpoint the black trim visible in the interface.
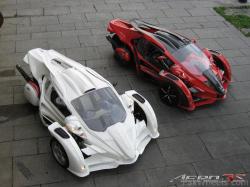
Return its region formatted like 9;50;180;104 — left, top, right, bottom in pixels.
16;65;33;82
85;88;96;93
203;69;225;95
208;49;220;54
54;128;70;139
130;19;190;43
132;93;145;103
154;31;186;49
166;74;178;81
106;34;120;49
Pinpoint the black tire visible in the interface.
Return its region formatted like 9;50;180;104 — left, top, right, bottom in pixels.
213;56;231;80
133;102;147;124
50;138;69;168
159;82;180;107
111;35;121;50
114;47;132;67
214;59;225;72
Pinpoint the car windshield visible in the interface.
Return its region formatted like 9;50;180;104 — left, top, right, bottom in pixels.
172;43;210;76
71;87;126;132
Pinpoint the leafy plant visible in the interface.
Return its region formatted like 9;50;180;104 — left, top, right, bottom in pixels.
214;6;250;37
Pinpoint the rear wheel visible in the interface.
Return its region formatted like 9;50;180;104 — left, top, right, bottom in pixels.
159;82;180;107
114;47;132;66
50;138;69;168
112;35;132;66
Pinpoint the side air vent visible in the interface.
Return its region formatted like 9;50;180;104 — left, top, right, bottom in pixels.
55;128;70;139
132;93;145;103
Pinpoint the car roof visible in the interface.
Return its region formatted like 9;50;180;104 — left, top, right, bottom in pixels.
130;19;190;53
41;50;111;101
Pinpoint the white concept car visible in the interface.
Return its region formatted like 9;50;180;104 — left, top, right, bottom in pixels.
16;48;159;177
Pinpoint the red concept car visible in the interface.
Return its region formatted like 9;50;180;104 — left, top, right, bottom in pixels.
106;19;232;111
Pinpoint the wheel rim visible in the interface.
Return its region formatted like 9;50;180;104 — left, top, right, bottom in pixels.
52;141;67;166
160;84;178;105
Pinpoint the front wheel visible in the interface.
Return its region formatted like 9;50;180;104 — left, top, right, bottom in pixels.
159;82;180;107
50;138;69;168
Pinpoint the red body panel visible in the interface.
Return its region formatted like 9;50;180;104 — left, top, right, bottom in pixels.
107;19;232;111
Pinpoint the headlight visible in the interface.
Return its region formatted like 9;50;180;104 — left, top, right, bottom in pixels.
66;123;87;139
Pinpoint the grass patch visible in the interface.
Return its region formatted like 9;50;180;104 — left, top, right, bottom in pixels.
214;6;250;37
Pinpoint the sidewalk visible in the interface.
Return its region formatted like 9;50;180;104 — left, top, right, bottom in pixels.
1;0;250;186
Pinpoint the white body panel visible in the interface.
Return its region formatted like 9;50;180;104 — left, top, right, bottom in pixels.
23;48;159;177
24;83;39;106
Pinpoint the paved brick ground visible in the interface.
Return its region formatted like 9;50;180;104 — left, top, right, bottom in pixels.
1;0;250;186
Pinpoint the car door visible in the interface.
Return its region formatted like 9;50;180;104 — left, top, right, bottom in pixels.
40;77;71;126
134;38;167;78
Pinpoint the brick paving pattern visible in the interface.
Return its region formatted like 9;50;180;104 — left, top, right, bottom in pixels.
0;0;250;186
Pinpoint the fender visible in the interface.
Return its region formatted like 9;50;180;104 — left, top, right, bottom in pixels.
209;50;232;82
16;65;40;106
23;48;50;85
124;90;159;138
159;71;195;111
48;122;89;177
203;48;212;60
107;23;114;33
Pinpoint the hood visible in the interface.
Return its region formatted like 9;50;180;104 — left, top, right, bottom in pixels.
106;122;137;159
171;43;225;95
89;113;138;160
